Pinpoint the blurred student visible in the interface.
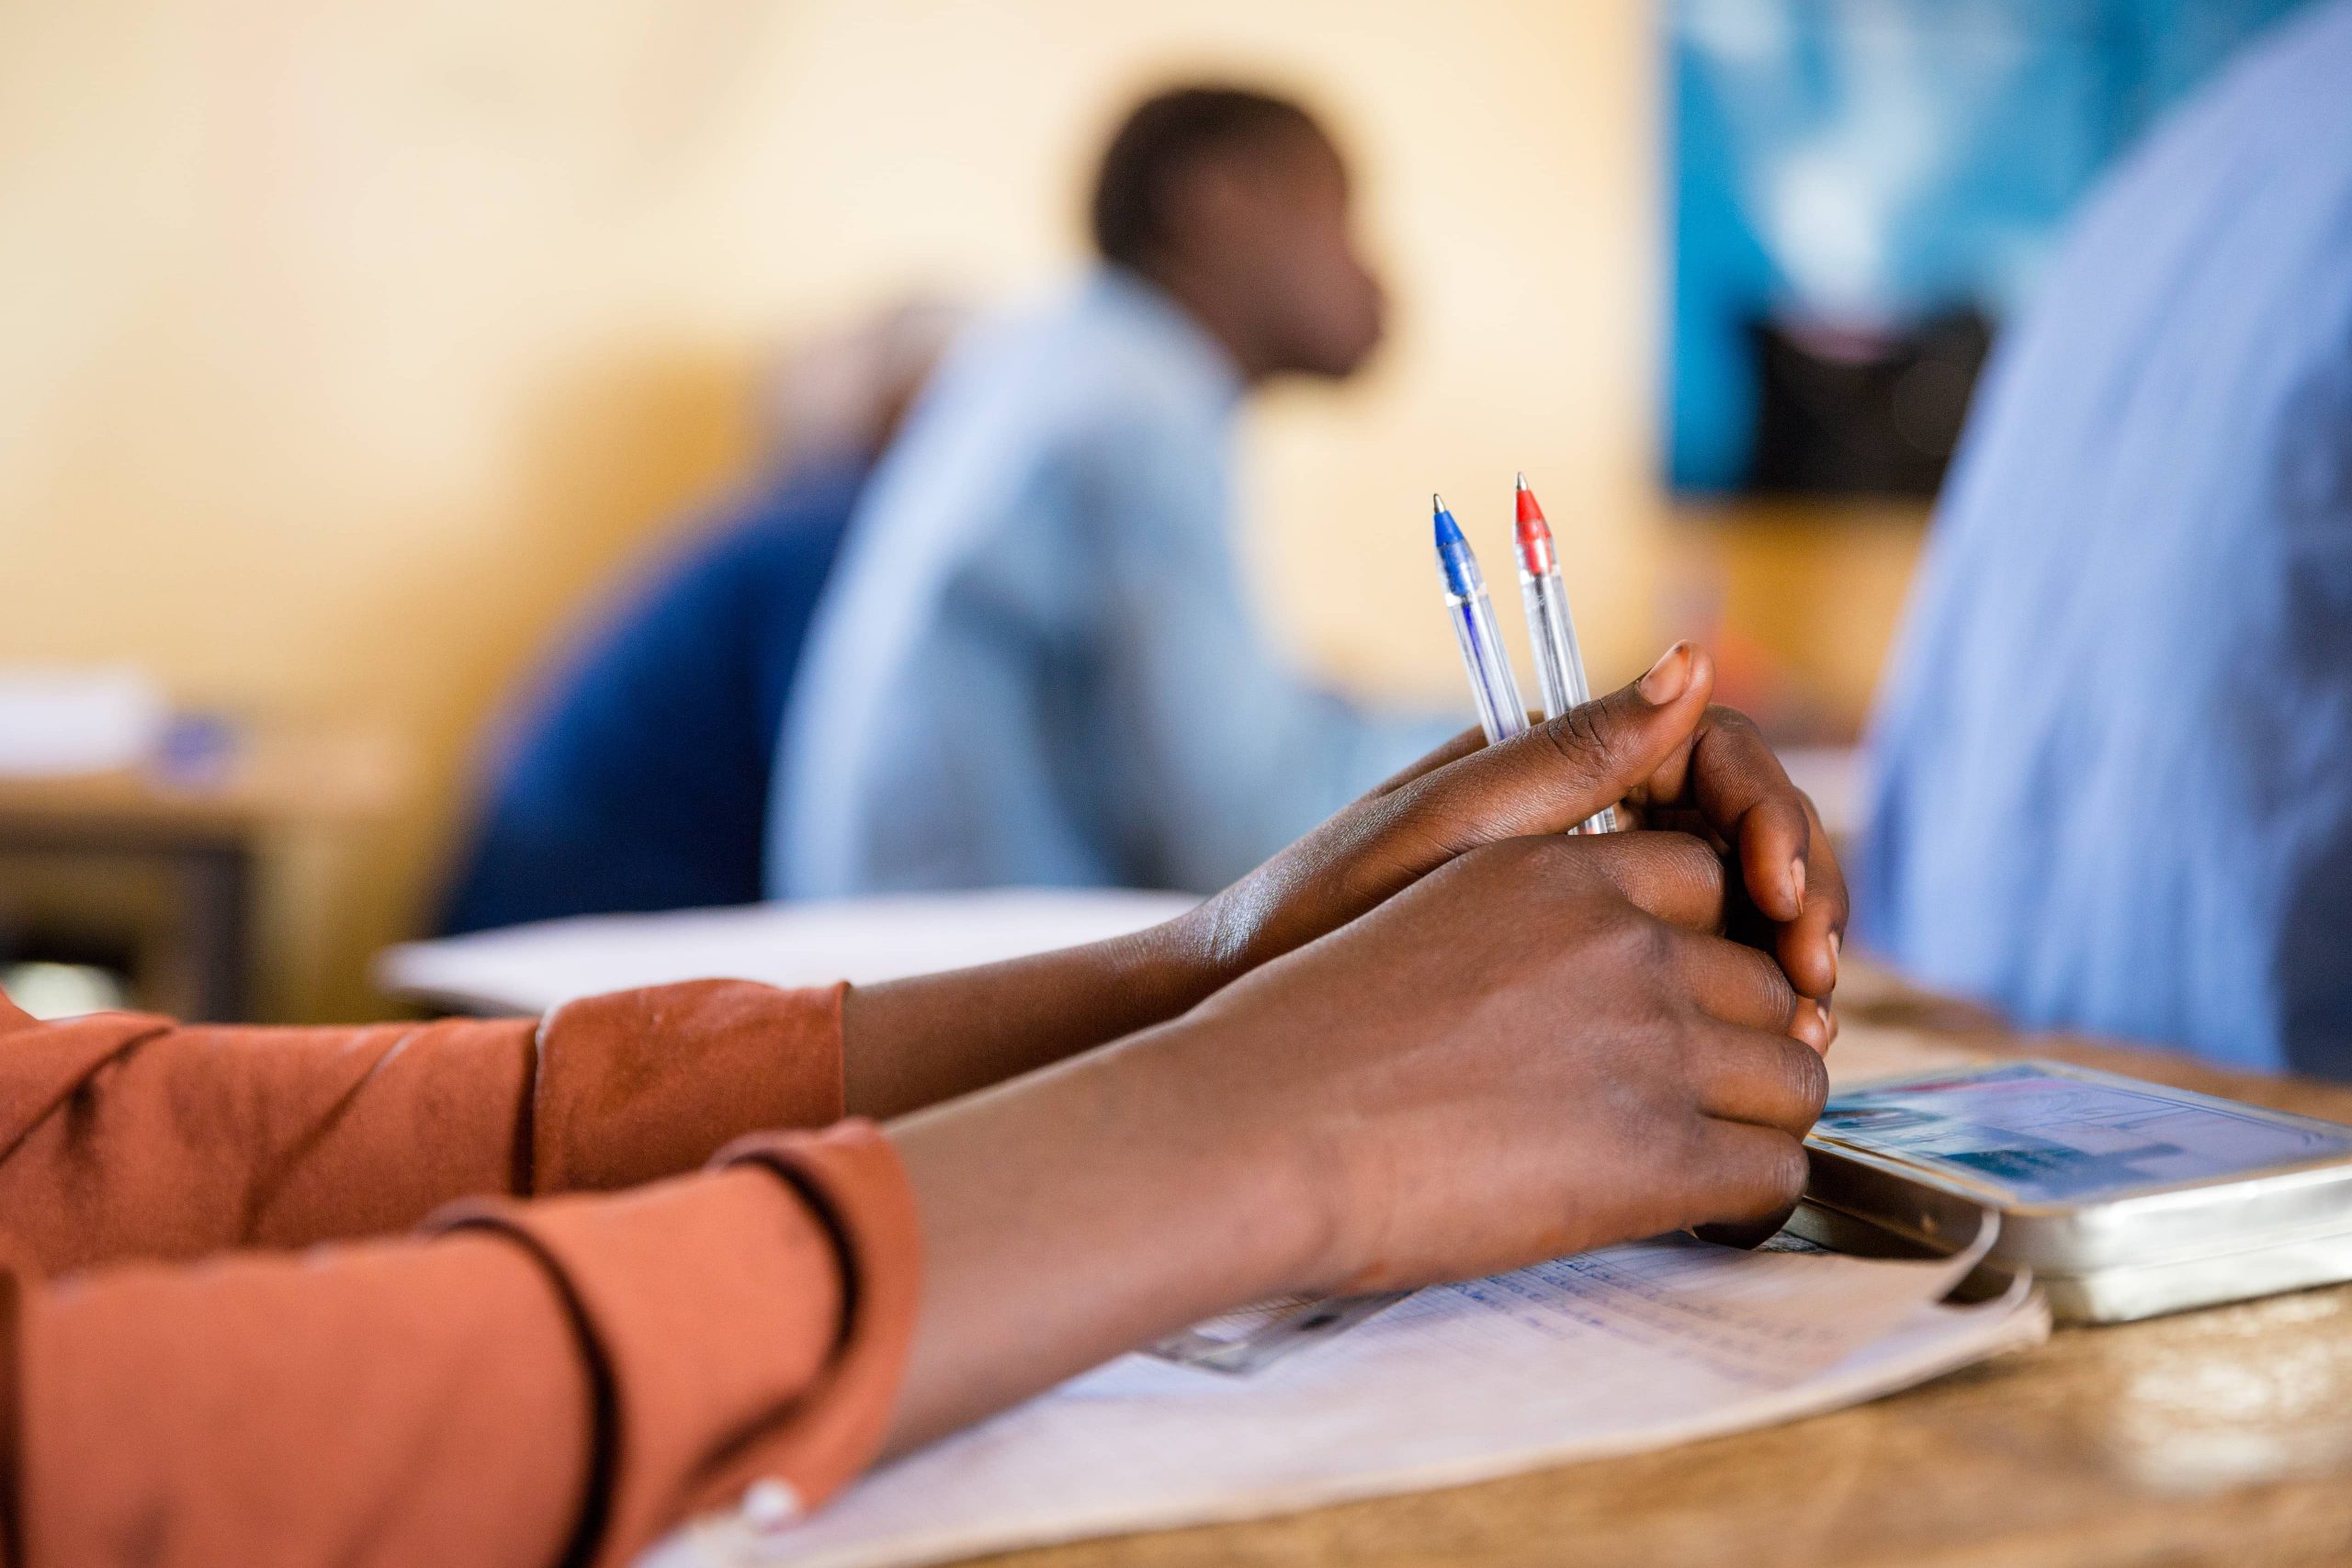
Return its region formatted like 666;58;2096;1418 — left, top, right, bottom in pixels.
1860;0;2352;1075
0;656;1846;1564
773;85;1456;899
437;301;960;934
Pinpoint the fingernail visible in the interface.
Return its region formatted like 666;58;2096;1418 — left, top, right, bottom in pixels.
1788;857;1806;916
1792;998;1831;1054
1826;929;1842;984
1636;642;1691;705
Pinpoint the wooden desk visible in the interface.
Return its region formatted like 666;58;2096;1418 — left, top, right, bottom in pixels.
983;975;2352;1568
0;720;406;1020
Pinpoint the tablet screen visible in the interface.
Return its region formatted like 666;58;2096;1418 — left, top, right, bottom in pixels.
1815;1063;2352;1204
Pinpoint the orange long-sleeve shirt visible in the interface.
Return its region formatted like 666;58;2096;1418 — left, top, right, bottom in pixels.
0;979;919;1568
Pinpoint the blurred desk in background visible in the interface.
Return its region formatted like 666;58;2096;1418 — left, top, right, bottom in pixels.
0;719;408;1021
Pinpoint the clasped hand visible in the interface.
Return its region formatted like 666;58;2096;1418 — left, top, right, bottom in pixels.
865;640;1849;1451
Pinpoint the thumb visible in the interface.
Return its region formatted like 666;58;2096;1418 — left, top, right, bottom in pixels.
1400;642;1714;846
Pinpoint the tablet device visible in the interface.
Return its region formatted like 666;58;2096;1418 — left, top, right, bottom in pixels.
1802;1061;2352;1322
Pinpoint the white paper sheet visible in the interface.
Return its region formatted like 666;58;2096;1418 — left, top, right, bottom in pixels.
655;1228;2044;1568
376;889;1203;1015
0;666;166;777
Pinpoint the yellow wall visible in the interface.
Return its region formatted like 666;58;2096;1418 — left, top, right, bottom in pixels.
0;0;1744;1017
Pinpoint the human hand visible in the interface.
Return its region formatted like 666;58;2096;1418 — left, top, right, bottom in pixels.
1181;642;1846;1042
1168;825;1826;1292
884;818;1826;1448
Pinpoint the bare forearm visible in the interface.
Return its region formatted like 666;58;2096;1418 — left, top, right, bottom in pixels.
842;909;1231;1119
877;1017;1317;1456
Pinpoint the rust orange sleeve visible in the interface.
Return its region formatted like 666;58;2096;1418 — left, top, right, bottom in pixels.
0;1121;919;1568
0;980;848;1273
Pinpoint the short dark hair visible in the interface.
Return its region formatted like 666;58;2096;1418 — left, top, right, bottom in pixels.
1089;85;1327;270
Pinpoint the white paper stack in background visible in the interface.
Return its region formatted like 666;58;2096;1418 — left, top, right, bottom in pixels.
377;889;1203;1014
0;666;167;777
653;1225;2045;1568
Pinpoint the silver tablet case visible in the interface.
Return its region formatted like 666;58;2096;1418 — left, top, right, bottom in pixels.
1800;1059;2352;1324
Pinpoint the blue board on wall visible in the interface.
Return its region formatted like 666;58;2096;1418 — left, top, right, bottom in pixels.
1664;0;2317;497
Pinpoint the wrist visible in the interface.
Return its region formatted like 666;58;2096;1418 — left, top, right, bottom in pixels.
842;905;1246;1120
1114;1005;1340;1302
879;1011;1318;1451
1114;901;1242;1020
1180;840;1380;988
1170;869;1308;992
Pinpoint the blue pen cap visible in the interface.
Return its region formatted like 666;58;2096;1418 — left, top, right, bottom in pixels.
1431;494;1484;599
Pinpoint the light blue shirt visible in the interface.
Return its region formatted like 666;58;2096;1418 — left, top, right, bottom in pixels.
1860;0;2352;1076
772;269;1454;897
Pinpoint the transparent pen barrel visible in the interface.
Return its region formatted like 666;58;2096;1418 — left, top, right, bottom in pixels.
1519;570;1617;834
1447;592;1526;744
1520;574;1578;717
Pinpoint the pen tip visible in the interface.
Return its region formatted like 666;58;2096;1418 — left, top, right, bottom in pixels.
1515;471;1528;491
1430;496;1466;548
1515;474;1548;529
1430;492;1444;513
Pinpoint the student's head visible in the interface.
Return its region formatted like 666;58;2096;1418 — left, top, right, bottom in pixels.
1090;85;1385;383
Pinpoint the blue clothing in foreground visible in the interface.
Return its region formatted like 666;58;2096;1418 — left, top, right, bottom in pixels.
1860;0;2352;1075
440;458;863;934
774;270;1454;897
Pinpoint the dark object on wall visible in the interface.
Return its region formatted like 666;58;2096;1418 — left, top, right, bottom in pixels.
1743;310;1992;497
1666;0;2319;495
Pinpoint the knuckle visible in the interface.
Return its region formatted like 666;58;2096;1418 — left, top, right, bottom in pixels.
1714;941;1796;1029
1676;831;1729;883
1673;1105;1714;1170
1816;853;1853;916
1633;829;1722;893
1645;1069;1707;1146
1644;1000;1698;1065
1611;911;1672;973
1616;1006;1690;1092
1703;703;1764;744
1762;1136;1812;1204
1781;1037;1830;1121
1678;840;1732;920
1758;958;1802;1029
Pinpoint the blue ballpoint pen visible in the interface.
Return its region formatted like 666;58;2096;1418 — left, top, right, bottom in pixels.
1430;494;1527;745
